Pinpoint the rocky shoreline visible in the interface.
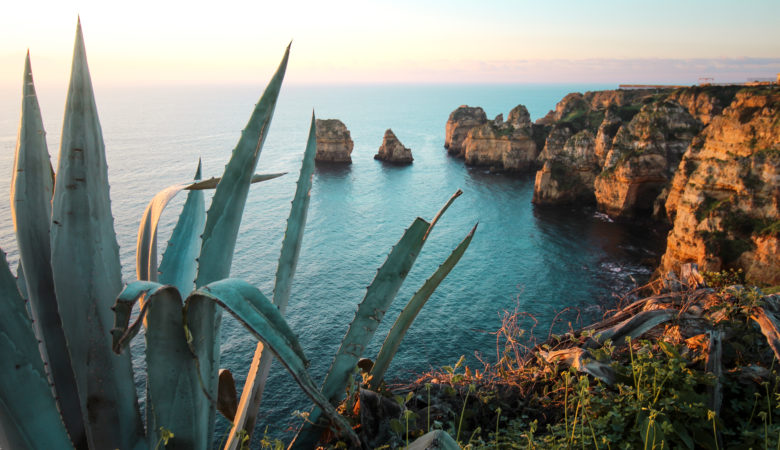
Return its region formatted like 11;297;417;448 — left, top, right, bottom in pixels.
445;85;779;286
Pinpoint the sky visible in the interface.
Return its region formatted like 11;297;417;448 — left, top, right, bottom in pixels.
1;0;779;88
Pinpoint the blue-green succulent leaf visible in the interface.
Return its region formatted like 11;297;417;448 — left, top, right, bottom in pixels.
370;223;477;389
273;112;317;312
196;44;289;286
190;44;289;445
49;20;144;449
11;52;86;446
322;218;430;401
291;190;462;448
158;161;205;295
291;217;430;449
186;279;359;447
227;112;318;446
112;282;207;449
0;250;74;449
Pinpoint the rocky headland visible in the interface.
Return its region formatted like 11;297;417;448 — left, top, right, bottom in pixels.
445;105;546;172
315;118;354;163
446;85;779;286
374;129;413;164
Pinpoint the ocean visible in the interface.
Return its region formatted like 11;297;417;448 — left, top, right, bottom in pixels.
0;82;667;440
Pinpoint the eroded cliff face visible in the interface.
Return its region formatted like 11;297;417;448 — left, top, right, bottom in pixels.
375;129;413;164
462;105;538;171
594;101;702;218
315;119;354;163
533;90;648;205
533;128;599;204
660;90;780;285
444;106;487;157
666;85;740;125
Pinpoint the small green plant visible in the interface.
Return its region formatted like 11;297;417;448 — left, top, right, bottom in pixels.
703;268;746;289
153;427;175;450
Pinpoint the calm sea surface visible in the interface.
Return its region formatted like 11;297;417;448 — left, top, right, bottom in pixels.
0;83;666;440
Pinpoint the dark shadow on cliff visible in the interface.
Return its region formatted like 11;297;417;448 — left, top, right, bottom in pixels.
464;165;538;182
373;159;414;168
532;203;668;270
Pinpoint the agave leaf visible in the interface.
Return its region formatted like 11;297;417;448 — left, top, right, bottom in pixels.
186;279;360;447
272;112;317;318
369;223;477;389
137;171;284;284
291;191;462;448
196;44;290;287
112;281;208;449
0;250;74;449
190;44;289;444
290;217;430;448
227;112;318;447
49;20;144;449
157;161;206;295
322;217;429;400
10;53;87;446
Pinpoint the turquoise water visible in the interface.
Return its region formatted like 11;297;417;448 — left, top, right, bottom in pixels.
0;83;666;439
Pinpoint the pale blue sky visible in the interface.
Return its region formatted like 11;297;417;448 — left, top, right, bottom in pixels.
1;0;778;88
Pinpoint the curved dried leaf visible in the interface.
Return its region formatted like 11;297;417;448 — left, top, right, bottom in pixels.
137;172;283;284
218;369;238;422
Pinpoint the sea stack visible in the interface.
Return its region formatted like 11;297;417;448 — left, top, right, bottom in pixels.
374;129;413;164
462;105;539;172
315;119;353;163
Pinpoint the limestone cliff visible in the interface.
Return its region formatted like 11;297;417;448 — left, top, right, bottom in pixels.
533;91;646;205
533;85;778;284
594;101;702;218
444;106;487;157
462;105;538;172
666;85;741;125
660;89;780;285
445;85;779;284
533;130;599;204
315;119;354;163
375;129;413;164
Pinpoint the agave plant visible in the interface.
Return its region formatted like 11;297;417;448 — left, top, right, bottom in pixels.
2;20;476;450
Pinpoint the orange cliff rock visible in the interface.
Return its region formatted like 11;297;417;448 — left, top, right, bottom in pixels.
594;101;702;218
462;105;539;172
315;119;354;163
447;85;778;285
660;89;780;285
444;106;487;157
375;129;413;164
